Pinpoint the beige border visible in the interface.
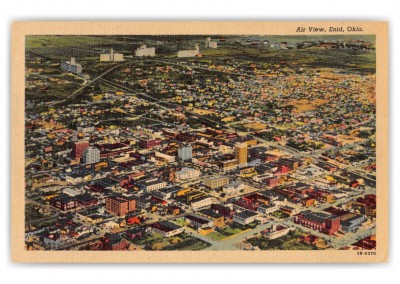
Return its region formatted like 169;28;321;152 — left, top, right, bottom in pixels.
11;21;388;263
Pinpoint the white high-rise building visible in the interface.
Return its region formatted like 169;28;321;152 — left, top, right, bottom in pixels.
178;145;192;161
135;45;156;57
82;146;100;165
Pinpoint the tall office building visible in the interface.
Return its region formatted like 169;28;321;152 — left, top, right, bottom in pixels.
71;140;89;160
178;145;193;161
82;146;100;165
106;195;136;216
235;142;248;168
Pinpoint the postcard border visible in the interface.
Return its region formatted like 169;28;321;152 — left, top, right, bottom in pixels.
11;21;388;263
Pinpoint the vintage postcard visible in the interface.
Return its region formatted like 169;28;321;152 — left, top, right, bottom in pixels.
11;21;388;263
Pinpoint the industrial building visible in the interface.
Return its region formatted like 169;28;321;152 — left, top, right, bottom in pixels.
205;37;218;49
60;57;82;75
177;44;200;57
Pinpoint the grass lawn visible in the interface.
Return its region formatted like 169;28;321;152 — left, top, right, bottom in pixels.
279;240;316;250
206;231;228;241
201;48;234;57
271;211;290;219
206;224;249;241
245;229;318;250
25;204;44;222
223;226;244;235
137;232;210;251
172;218;188;227
26;35;125;49
131;231;164;246
172;238;210;251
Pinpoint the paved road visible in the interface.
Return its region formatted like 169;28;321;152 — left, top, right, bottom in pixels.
98;77;224;128
49;61;133;107
26;197;53;211
204;222;275;250
180;221;275;250
282;218;369;249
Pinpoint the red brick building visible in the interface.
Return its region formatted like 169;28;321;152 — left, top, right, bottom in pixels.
176;132;197;142
106;195;136;216
139;138;162;149
211;204;234;219
264;177;279;187
75;194;98;207
125;228;146;240
102;233;128;250
278;157;301;170
89;184;105;193
49;195;78;211
94;142;131;158
352;235;376;250
294;210;341;235
71;140;89;160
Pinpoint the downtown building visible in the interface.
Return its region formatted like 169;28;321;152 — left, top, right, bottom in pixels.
235;142;248;168
71;140;89;160
175;167;201;182
139;138;162;149
136;178;167;193
294;210;341;235
82;146;101;165
203;175;229;190
105;195;136;216
177;145;192;161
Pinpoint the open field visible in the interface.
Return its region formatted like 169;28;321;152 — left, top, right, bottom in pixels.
26;35;126;49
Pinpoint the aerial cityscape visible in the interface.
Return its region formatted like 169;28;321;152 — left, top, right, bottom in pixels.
24;34;377;251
